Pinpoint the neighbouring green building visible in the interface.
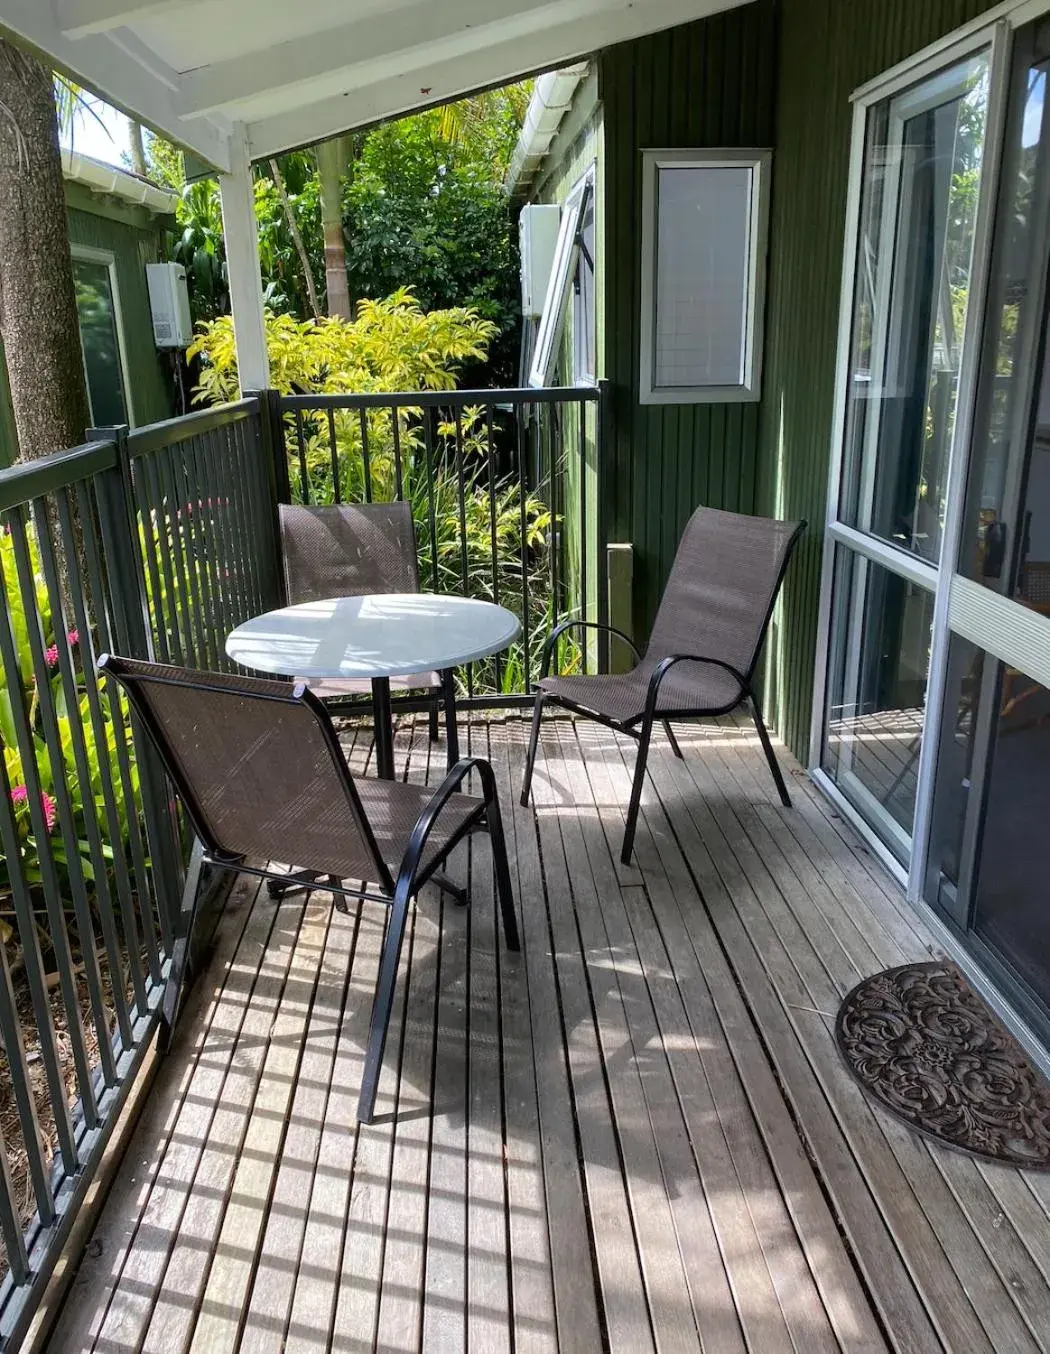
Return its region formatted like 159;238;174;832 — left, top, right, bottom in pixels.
0;147;179;466
511;0;1050;1052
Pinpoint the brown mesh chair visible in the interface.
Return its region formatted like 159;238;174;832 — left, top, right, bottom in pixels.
279;502;456;759
521;505;806;864
99;653;518;1124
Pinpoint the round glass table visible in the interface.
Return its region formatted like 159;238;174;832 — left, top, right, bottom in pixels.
226;593;521;778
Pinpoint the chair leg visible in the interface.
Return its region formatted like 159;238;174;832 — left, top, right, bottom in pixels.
663;720;684;759
428;695;440;743
357;883;412;1124
751;697;791;807
622;716;654;866
441;669;460;772
487;799;520;952
520;693;546;806
159;838;206;1051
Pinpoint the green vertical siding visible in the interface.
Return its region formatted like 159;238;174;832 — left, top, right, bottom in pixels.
66;196;175;429
600;2;778;641
759;0;1002;761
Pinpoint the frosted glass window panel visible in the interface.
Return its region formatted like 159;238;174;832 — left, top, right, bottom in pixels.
654;166;751;388
639;149;770;404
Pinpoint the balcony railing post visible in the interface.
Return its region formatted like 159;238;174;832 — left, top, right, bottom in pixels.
245;389;286;609
596;378;613;674
93;423;185;943
254;389;290;605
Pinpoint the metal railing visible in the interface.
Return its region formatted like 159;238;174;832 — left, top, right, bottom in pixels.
277;386;602;701
0;381;600;1344
0;397;277;1347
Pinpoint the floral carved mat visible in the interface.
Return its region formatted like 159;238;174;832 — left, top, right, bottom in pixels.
835;961;1050;1169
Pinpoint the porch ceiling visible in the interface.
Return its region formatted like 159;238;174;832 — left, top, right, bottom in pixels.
0;0;748;172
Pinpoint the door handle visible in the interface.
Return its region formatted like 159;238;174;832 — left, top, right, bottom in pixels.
983;521;1007;579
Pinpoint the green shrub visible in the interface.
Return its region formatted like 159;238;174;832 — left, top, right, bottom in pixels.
0;527;139;910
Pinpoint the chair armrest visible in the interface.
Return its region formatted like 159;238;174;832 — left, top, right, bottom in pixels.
397;757;494;889
644;653;749;719
539;619;641;679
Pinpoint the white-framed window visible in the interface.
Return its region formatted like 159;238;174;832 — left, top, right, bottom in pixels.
528;170;594;389
70;245;133;427
572;166;597;384
639;148;771;404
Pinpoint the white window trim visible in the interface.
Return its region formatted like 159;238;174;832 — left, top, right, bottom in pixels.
70;243;135;428
638;147;771;405
571;164;597;387
528;174;593;389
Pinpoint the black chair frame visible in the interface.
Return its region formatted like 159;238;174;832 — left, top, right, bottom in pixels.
99;656;519;1124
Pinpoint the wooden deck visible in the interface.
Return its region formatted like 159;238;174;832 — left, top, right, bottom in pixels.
47;713;1050;1354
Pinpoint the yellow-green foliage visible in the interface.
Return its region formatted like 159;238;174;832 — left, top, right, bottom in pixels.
189;290;570;693
188;288;498;402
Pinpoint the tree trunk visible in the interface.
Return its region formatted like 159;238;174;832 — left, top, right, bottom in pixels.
316;135;352;320
128;119;147;177
269;156;321;320
0;40;91;462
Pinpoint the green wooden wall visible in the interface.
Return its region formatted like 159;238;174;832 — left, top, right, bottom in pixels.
599;1;778;641
66;188;176;430
594;0;1003;762
758;0;1002;761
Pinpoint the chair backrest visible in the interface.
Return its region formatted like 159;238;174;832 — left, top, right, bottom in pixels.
99;655;392;888
646;506;805;680
279;502;421;606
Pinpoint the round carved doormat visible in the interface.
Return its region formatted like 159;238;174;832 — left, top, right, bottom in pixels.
835;961;1050;1168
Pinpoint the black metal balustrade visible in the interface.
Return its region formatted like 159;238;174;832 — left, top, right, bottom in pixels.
0;381;600;1347
277;386;602;699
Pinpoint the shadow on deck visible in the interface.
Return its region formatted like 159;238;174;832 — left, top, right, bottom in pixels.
46;715;1050;1354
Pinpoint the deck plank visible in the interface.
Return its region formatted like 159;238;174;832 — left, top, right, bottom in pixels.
465;724;513;1354
496;719;598;1354
529;722;657;1354
47;713;1050;1354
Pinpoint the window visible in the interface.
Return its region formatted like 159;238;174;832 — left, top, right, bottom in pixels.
72;250;130;427
573;169;596;384
837;52;991;565
528;171;593;388
815;37;993;879
639;148;771;404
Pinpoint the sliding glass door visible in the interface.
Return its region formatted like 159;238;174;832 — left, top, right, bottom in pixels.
819;7;1050;1037
925;17;1050;1026
816;38;994;868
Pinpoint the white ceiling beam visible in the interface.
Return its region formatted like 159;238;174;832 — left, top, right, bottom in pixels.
0;0;231;169
176;0;594;121
246;0;749;160
53;0;187;41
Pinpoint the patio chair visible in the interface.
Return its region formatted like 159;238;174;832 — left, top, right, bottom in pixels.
98;653;519;1125
520;505;806;864
279;502;456;759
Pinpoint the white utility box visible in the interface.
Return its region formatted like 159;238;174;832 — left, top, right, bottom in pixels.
145;261;193;349
519;204;561;317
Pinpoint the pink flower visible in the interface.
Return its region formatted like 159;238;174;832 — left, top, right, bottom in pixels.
44;645;59;668
66;629;78;647
9;785;57;832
